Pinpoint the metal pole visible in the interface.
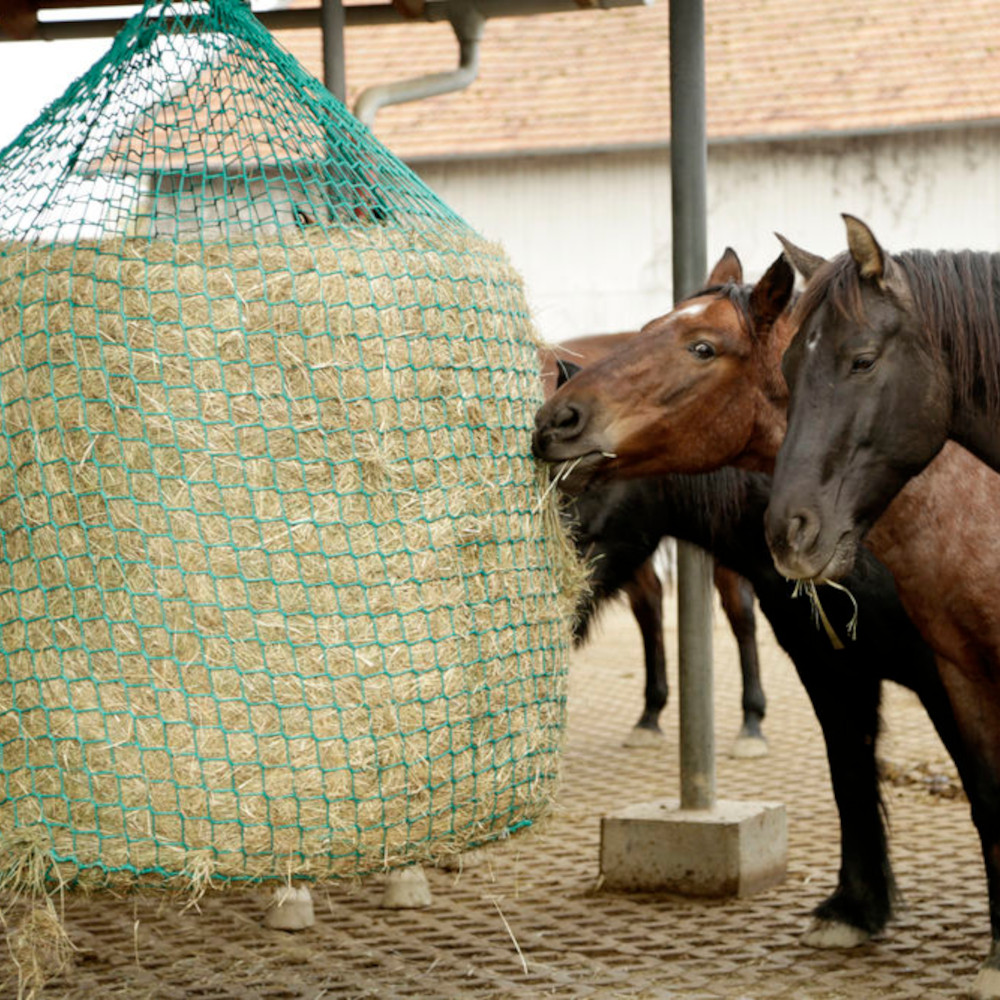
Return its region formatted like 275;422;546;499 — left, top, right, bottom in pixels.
670;0;715;812
321;0;347;103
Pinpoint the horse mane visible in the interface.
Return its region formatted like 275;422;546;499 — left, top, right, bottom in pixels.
795;248;1000;419
569;466;760;647
691;280;756;337
657;466;759;545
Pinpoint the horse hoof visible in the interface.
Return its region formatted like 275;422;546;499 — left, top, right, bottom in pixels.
729;735;768;759
971;966;1000;999
623;726;664;748
801;918;870;949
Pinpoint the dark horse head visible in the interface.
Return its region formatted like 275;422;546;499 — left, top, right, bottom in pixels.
766;214;1000;582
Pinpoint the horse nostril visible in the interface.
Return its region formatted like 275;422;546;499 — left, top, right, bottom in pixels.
550;403;584;436
786;508;820;555
533;400;590;458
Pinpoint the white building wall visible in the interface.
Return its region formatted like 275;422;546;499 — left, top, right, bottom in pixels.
414;125;1000;344
415;151;674;344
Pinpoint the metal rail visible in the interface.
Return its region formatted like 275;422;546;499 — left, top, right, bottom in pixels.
3;0;652;41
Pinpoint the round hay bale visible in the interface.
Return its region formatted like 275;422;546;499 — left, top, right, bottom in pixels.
0;225;586;890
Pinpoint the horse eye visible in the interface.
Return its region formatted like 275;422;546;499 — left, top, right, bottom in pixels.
689;341;716;361
850;355;876;374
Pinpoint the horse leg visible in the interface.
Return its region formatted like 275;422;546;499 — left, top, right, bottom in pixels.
791;661;892;944
621;558;667;747
975;837;1000;1000
715;564;767;758
913;659;1000;999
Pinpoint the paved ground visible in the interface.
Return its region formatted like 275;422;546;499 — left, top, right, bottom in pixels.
3;593;988;999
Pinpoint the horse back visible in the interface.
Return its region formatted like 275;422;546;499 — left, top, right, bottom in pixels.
539;331;638;400
867;443;1000;677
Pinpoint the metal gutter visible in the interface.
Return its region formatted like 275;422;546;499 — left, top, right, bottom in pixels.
6;0;652;41
703;116;1000;148
354;0;484;128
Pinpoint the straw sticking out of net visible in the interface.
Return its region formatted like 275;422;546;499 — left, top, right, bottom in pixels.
0;8;585;997
0;226;586;890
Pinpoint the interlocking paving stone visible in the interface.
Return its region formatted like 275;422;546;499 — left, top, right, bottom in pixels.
3;599;989;999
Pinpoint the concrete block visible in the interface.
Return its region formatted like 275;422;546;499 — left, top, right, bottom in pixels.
263;886;315;930
380;865;433;908
600;798;787;897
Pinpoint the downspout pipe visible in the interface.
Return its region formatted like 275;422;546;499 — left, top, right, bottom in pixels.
354;0;485;128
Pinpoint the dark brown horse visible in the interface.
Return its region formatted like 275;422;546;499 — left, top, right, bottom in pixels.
766;217;1000;582
568;461;957;953
532;248;1000;1000
540;331;766;755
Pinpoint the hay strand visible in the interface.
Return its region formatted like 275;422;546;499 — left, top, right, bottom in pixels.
791;579;859;649
3;903;75;1000
0;829;74;1000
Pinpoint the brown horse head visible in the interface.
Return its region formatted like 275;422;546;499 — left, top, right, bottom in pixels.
765;216;958;582
532;249;796;489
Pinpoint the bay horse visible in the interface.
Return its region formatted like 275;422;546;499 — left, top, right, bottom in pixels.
540;332;766;754
532;250;791;487
532;248;1000;999
765;216;1000;583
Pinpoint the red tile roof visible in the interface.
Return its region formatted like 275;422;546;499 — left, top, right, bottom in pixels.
277;1;1000;159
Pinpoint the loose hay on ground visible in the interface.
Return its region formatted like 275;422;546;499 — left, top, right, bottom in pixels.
0;226;586;892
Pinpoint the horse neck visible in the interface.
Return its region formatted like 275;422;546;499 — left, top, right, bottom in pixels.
647;471;777;581
572;471;774;588
738;320;794;473
950;402;1000;470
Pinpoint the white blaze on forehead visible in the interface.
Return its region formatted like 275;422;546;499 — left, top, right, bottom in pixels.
673;301;710;321
806;328;821;351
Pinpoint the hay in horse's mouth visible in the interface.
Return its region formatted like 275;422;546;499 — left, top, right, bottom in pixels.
547;451;614;495
792;579;859;650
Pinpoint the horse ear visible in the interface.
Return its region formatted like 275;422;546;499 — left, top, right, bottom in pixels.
775;233;826;281
843;213;886;281
556;358;582;388
707;247;742;285
749;253;795;329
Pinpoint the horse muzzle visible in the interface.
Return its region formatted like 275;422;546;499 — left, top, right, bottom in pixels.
533;398;585;450
764;503;859;583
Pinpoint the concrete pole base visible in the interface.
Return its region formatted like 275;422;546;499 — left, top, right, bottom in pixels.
600;798;787;897
263;886;316;930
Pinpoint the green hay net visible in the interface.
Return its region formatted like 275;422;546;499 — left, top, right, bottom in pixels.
0;0;583;895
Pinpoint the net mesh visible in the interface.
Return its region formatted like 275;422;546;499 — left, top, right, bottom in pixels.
0;0;583;893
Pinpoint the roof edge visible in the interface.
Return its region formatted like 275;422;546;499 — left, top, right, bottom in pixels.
399;115;1000;165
